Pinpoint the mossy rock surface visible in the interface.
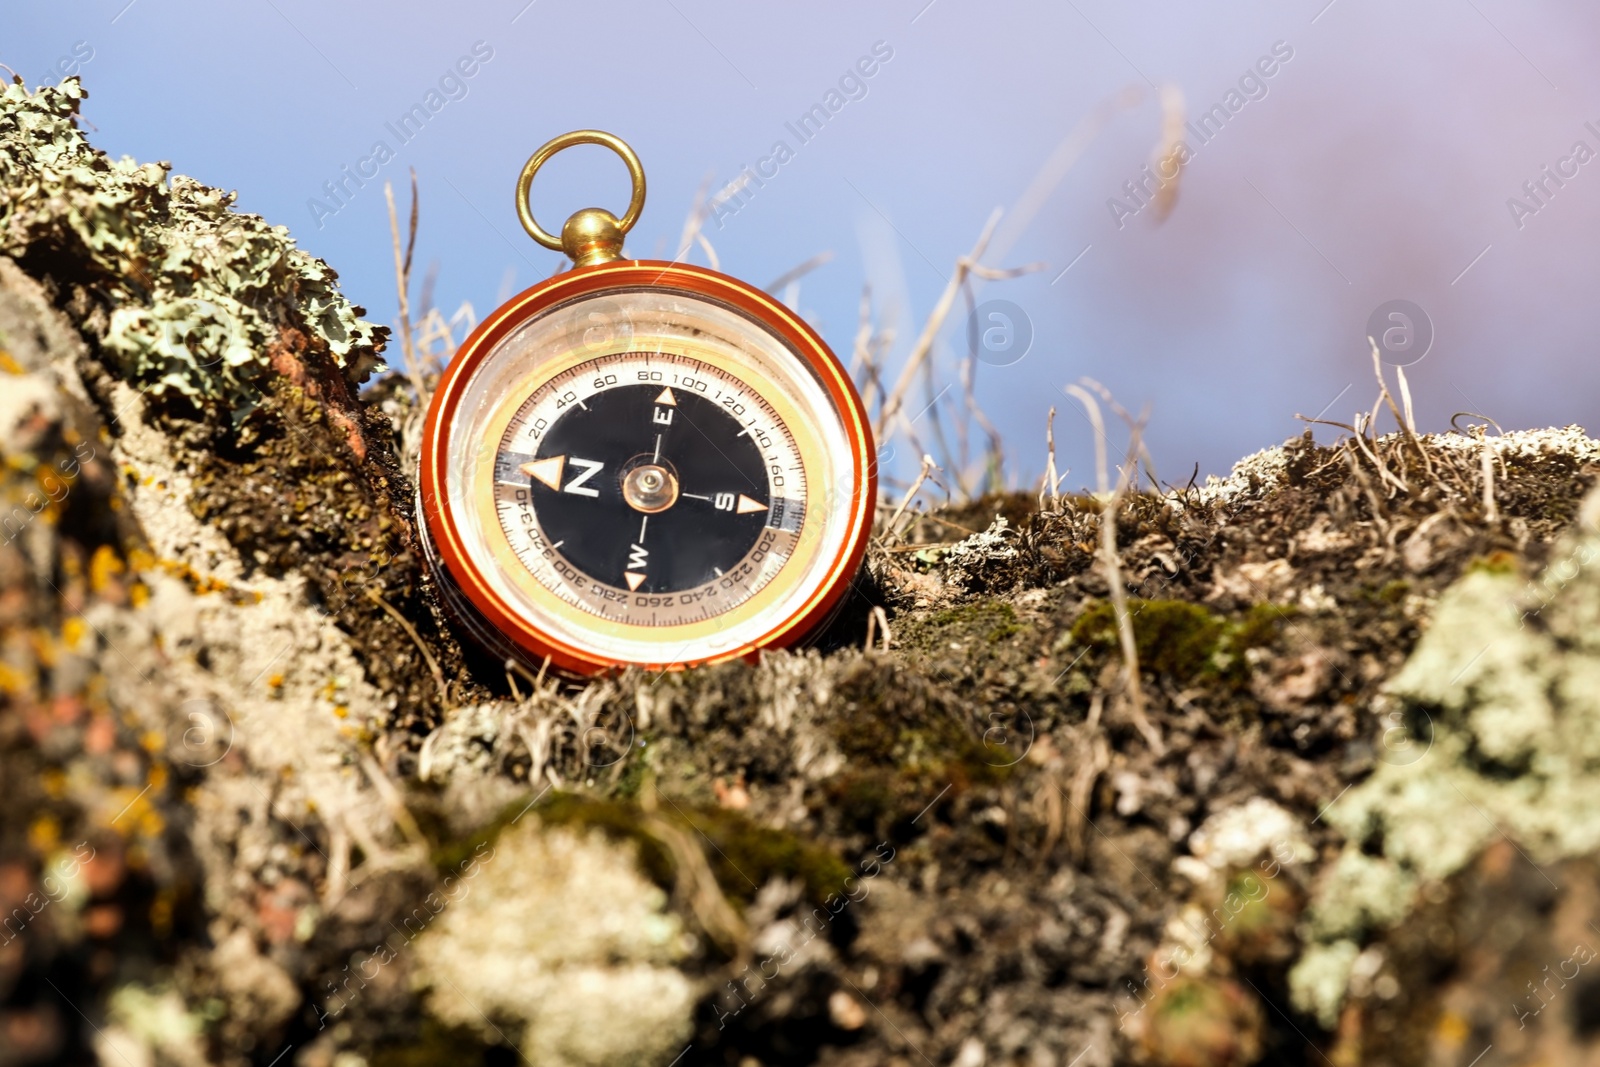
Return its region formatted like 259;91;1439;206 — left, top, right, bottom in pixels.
6;76;1600;1067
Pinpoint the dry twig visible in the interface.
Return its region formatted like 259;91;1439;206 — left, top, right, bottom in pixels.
864;605;892;653
1040;406;1062;512
1064;383;1164;756
877;209;1043;441
384;172;423;399
883;454;939;544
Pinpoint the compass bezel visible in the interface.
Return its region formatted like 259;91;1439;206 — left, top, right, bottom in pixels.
418;260;876;675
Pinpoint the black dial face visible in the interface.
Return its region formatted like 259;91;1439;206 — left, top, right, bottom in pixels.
530;384;766;593
491;352;808;625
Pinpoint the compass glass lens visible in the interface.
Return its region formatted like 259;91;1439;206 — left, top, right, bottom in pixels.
440;285;859;664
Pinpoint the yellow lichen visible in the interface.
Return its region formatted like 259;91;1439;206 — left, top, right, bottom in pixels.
89;544;124;593
28;813;61;852
61;616;89;649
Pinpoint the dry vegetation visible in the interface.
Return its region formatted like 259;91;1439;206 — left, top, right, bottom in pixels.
7;75;1600;1067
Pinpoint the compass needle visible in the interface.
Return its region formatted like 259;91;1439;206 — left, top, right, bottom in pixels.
417;129;874;674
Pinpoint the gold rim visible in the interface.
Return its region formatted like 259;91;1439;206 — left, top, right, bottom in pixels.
515;130;647;251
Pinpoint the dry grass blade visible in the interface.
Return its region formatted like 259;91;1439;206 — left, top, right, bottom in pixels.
876;209;1003;440
1481;435;1499;522
864;605;892;652
384;178;422;399
694;231;721;272
681;171;748;266
676;172;714;258
1147;84;1187;223
365;586;449;708
1452;411;1505;436
959;347;1006;495
403;168;419;280
1065;732;1110;863
1342;445;1391;534
641;780;750;954
986;83;1144;266
1076;377;1158;487
1296;414;1360;435
1396;362;1416;435
357;752;427;849
852;287;895;425
851;285;875;377
1350;420;1409;496
763;251;834;295
1040;406;1062;512
1063;383;1164;756
1369;340;1432;479
883;454;939;544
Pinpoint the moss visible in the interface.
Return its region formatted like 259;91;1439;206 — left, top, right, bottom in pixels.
613;741;653;799
368;1019;499;1067
1068;598;1300;688
1463;551;1517;577
1070;599;1223;682
448;791;852;909
826;754;1007;842
677;803;853;904
1353;578;1412;605
924;600;1025;643
1212;868;1301;965
1226;601;1295;650
1139;975;1264;1066
829;675;998;775
821;658;1011;837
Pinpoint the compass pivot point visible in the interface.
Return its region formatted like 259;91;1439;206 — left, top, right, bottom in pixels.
622;463;679;514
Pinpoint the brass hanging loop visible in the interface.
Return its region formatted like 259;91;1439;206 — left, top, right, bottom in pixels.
515;130;646;267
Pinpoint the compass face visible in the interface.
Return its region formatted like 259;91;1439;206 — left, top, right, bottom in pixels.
420;265;874;672
492;355;805;624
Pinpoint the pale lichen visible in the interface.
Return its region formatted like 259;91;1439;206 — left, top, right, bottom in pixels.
1186;797;1313;872
414;820;696;1067
97;984;210;1067
0;79;386;418
934;515;1019;588
1190;425;1600;509
1290;485;1600;1023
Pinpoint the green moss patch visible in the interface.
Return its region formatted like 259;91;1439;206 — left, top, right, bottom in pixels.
1068;598;1295;686
448;792;853;910
1070;599;1222;682
924;601;1025;643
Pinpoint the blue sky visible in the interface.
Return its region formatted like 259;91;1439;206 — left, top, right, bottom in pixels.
7;0;1600;491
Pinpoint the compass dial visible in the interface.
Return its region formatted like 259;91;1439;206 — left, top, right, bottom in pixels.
492;354;804;624
419;265;875;673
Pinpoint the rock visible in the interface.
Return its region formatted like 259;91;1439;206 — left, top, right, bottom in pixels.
7;73;1600;1067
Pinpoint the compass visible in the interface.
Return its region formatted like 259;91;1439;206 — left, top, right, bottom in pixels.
417;131;876;674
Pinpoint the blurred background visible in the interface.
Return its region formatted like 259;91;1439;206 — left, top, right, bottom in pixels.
5;0;1599;492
